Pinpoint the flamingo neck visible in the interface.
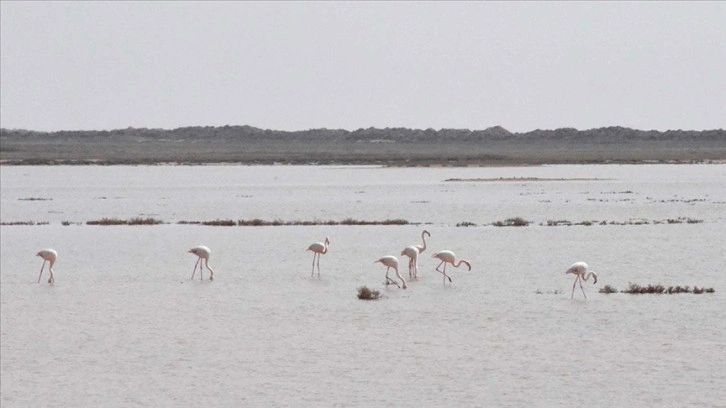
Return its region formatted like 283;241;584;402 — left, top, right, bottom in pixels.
454;260;471;270
419;232;428;252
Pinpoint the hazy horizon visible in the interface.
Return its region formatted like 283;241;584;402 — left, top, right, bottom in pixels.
2;2;725;133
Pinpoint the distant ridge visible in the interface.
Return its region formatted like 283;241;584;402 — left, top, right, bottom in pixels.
1;126;725;165
2;125;724;141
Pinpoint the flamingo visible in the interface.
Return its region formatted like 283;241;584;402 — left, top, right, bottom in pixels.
566;261;598;299
188;245;214;281
401;230;430;279
36;248;57;284
374;256;407;289
307;237;329;277
432;250;471;284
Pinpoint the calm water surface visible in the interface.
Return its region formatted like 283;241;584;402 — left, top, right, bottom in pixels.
1;165;725;407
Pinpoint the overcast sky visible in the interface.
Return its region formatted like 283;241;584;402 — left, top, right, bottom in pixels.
1;1;724;133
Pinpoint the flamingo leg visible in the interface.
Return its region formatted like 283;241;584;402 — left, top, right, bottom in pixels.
579;276;587;299
571;276;578;299
191;257;201;280
385;267;400;288
37;261;46;284
316;253;321;277
311;253;317;277
48;265;55;284
435;261;452;283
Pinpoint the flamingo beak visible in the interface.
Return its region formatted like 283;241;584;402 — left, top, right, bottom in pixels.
593;276;598;284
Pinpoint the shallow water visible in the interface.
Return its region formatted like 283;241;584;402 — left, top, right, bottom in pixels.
1;164;725;407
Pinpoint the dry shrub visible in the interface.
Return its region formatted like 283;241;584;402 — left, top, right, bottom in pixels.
493;217;529;227
357;286;382;300
87;218;127;225
599;285;618;294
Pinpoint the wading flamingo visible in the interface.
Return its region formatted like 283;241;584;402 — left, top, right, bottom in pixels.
566;261;598;299
375;256;407;289
36;249;57;284
189;245;214;281
307;237;329;277
432;250;471;284
401;230;430;279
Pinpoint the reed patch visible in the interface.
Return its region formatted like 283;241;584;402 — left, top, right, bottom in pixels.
599;283;714;294
87;217;164;225
491;217;529;227
0;220;49;226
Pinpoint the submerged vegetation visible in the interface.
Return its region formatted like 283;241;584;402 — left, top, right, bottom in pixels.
540;217;704;226
87;217;164;225
599;283;714;294
357;286;383;300
178;218;410;226
535;289;563;295
0;220;49;226
0;216;709;228
492;217;529;227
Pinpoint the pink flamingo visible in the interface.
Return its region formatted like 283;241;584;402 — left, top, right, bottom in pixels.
566;261;598;299
432;250;471;284
307;237;329;277
189;245;215;281
401;230;430;279
375;256;407;289
36;248;57;284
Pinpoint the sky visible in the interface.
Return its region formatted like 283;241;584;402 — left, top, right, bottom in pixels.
1;1;725;133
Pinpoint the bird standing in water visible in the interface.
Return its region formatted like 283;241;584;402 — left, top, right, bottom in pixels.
566;261;598;299
307;237;329;277
189;245;215;281
36;248;58;284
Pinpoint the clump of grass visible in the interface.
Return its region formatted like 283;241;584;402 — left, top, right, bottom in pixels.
609;283;715;294
177;220;201;224
234;218;410;226
340;218;408;225
357;286;382;300
87;217;163;225
535;289;563;295
492;217;529;227
599;284;619;294
457;221;477;227
18;197;52;201
1;221;38;225
128;217;163;225
87;218;127;225
545;219;572;226
238;218;271;226
201;219;236;226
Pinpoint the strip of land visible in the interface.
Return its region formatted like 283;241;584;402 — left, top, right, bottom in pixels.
1;126;724;166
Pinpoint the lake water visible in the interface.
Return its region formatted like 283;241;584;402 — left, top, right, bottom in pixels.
1;164;725;407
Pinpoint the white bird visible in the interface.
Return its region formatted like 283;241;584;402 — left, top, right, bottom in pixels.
401;230;430;279
375;256;407;289
566;261;598;299
36;248;57;284
307;237;329;277
432;250;471;284
189;245;214;281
